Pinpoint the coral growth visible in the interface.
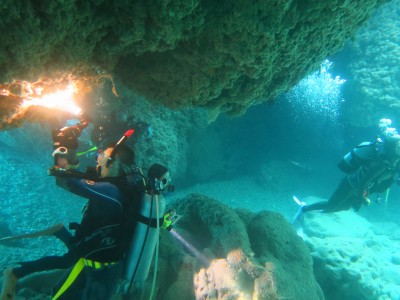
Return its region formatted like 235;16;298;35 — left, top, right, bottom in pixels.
157;194;324;300
339;0;400;127
0;0;387;126
194;249;279;300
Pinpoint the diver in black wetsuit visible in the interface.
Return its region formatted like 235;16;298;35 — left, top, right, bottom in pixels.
292;118;400;223
0;123;141;300
91;110;152;149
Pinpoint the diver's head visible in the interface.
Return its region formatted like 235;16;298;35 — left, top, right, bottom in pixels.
97;144;135;177
378;118;400;157
384;134;400;157
379;118;392;130
147;163;172;192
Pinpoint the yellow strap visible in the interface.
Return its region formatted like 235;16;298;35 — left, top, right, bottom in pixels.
86;260;93;267
83;259;116;269
52;258;86;300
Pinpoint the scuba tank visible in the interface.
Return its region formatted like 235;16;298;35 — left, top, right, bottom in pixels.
121;180;167;296
338;141;381;173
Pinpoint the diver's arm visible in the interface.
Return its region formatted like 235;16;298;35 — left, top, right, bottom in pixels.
56;176;123;210
53;154;80;190
55;176;69;190
51;155;122;203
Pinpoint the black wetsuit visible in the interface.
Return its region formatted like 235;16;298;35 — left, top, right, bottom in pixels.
13;178;136;300
303;154;400;213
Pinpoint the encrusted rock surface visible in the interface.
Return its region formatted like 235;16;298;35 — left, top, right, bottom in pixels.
302;196;400;300
338;0;400;127
0;0;388;126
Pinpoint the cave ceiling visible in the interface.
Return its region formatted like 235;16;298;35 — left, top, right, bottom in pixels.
0;0;388;129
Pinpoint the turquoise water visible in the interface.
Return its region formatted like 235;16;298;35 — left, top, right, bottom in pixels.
1;1;400;299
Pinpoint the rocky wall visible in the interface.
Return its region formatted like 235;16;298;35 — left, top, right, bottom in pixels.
337;0;400;127
0;0;388;126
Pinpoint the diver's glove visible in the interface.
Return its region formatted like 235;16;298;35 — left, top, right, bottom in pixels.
52;128;80;169
52;147;79;169
52;125;82;150
51;121;88;168
51;114;90;150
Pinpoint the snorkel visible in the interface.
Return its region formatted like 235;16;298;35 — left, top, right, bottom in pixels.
105;129;135;167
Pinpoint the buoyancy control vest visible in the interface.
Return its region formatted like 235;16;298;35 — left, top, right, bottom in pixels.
338;141;381;173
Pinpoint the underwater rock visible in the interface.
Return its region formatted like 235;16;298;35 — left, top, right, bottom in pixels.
162;255;197;300
193;249;279;300
0;0;388;125
109;86;208;178
239;210;324;299
172;193;253;257
159;194;324;300
338;0;400;127
303;210;400;300
0;270;62;300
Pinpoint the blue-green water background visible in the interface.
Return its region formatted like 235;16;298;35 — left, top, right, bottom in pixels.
1;2;400;299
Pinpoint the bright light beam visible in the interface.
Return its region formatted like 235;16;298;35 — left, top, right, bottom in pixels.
20;84;81;115
169;228;210;267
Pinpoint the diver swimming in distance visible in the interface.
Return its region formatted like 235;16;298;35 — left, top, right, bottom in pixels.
292;118;400;228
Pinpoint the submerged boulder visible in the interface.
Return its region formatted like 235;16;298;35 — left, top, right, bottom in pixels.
302;198;400;300
156;194;324;300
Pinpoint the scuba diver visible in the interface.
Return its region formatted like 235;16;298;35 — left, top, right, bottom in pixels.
1;118;138;300
91;110;152;150
292;118;400;225
0;115;172;300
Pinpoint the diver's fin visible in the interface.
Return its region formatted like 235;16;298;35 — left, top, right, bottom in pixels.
0;224;64;243
295;224;304;238
291;195;306;238
291;195;306;224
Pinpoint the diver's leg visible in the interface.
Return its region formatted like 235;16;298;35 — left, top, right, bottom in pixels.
82;264;121;300
301;176;357;214
12;252;76;279
323;177;356;213
0;268;17;300
0;252;76;300
302;201;329;212
53;225;73;248
0;224;70;244
53;267;86;300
